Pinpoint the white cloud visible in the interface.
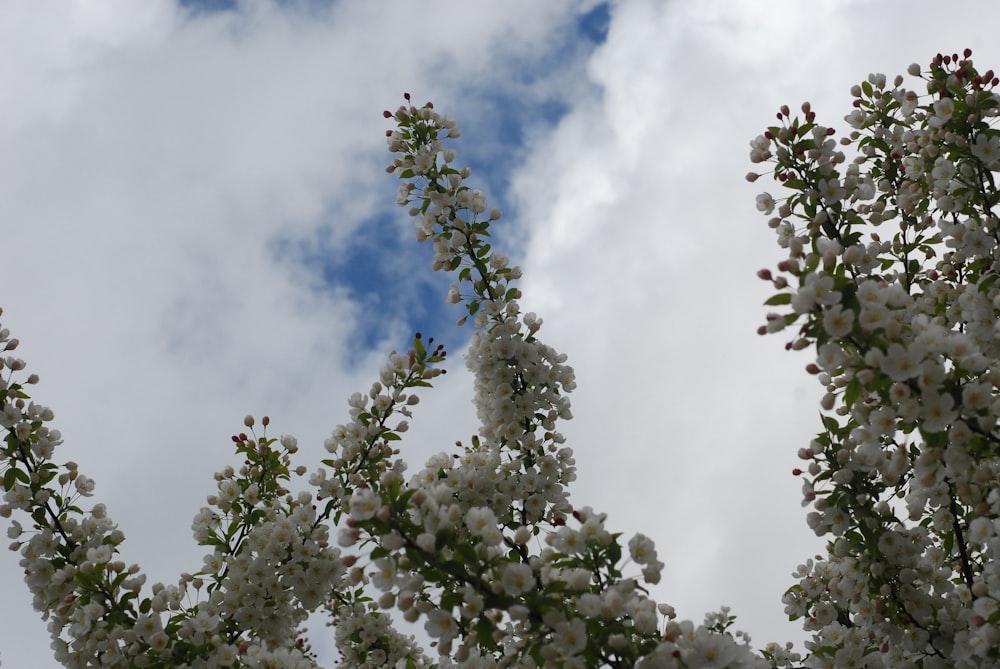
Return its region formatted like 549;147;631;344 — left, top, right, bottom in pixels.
0;1;588;665
511;0;1000;651
4;0;1000;666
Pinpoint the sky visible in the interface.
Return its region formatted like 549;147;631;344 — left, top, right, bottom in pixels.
3;1;1000;666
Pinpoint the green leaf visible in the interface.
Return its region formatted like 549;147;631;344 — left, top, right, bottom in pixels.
31;506;47;527
3;466;27;490
763;292;792;306
978;272;999;294
822;415;841;434
842;378;862;409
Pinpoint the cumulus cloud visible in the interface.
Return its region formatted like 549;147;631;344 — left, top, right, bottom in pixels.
511;0;1000;649
0;1;591;664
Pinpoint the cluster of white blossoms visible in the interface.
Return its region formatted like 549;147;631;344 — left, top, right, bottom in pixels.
1;89;801;668
313;96;769;669
331;603;430;669
752;50;1000;668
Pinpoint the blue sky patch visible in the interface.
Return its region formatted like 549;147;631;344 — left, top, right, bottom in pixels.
236;1;605;364
578;2;611;44
275;207;466;364
178;0;237;11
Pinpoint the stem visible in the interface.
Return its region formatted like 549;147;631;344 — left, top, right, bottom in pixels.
947;478;975;592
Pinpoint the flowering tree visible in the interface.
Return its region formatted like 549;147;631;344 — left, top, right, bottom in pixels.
750;49;1000;668
0;95;766;668
6;49;1000;669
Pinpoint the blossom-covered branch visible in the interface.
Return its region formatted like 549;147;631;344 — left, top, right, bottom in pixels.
323;97;767;669
0;94;775;669
752;49;1000;668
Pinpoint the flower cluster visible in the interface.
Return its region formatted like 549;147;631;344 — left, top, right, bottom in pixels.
0;358;344;667
752;50;1000;668
0;92;779;669
327;97;768;668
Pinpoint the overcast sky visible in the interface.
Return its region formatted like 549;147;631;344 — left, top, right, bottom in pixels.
3;1;1000;666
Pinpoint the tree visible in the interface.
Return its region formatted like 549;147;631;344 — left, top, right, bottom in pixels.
3;49;1000;669
750;49;1000;668
0;95;763;669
